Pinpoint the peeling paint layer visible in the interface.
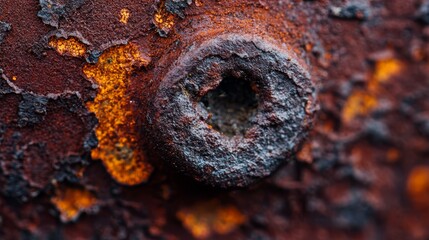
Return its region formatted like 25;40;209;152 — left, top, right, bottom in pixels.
38;0;86;28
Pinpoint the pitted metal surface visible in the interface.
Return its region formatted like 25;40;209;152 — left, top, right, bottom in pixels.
148;34;316;187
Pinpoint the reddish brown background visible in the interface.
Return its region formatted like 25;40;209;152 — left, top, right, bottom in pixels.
1;0;429;239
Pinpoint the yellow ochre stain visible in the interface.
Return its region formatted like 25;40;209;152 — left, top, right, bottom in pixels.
83;43;153;185
51;187;98;222
119;8;131;24
177;200;246;239
49;37;87;57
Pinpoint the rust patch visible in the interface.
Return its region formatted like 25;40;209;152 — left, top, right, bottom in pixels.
297;142;313;164
177;200;246;239
119;8;131;24
48;37;87;58
154;1;176;37
83;43;153;186
369;58;403;91
342;90;378;123
195;0;202;7
386;148;400;163
407;166;429;209
342;57;403;123
51;186;99;222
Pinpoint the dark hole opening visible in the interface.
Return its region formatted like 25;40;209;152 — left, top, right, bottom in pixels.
200;74;259;137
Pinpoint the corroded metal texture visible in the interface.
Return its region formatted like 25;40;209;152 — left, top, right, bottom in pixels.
0;0;429;239
147;34;315;188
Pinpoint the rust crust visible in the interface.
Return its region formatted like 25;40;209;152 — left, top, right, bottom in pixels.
147;34;316;187
0;0;429;239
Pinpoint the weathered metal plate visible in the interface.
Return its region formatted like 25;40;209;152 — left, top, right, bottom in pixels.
0;0;428;239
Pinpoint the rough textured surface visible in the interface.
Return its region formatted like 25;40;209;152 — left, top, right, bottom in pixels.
147;34;315;188
0;21;11;45
0;0;429;239
38;0;87;28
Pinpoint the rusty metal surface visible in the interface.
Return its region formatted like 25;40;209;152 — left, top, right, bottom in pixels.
0;0;428;239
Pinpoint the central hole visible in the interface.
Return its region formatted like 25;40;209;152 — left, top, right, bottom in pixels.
200;74;259;137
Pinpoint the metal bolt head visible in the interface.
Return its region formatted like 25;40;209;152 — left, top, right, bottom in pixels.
147;34;317;188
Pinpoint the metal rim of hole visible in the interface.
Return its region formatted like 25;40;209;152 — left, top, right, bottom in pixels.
149;34;316;188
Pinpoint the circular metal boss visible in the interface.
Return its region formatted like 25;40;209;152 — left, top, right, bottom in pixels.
147;34;316;188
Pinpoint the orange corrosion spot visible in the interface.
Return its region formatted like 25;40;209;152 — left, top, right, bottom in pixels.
342;90;378;123
154;2;175;35
49;37;87;57
407;166;429;208
195;0;203;7
304;43;313;52
342;58;403;123
386;148;400;163
83;43;153;185
51;187;98;222
372;59;403;83
369;58;403;91
177;200;246;239
297;142;313;164
119;8;130;24
407;166;429;209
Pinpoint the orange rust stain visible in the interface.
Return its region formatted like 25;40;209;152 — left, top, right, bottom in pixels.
119;8;131;24
297;142;313;164
51;187;98;222
83;43;153;185
49;37;87;57
342;58;403;123
369;58;403;91
342;90;378;123
407;166;429;209
154;2;175;35
177;200;246;239
304;43;313;52
386;148;400;163
195;0;203;7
